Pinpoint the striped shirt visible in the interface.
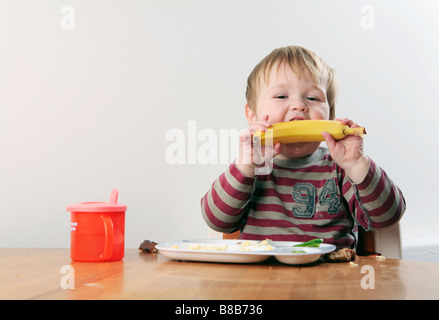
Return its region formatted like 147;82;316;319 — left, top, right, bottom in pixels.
201;147;405;249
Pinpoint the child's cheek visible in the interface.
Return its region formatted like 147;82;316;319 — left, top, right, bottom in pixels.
273;111;289;123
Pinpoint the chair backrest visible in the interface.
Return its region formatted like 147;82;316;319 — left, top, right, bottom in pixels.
361;223;402;259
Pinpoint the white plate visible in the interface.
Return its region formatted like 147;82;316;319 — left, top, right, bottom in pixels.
156;239;336;265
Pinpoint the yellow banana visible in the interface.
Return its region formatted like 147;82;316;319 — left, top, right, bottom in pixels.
253;120;366;145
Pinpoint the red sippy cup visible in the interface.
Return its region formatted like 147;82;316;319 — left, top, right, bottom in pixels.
67;189;127;262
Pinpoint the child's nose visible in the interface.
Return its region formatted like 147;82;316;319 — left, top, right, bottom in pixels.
289;101;308;112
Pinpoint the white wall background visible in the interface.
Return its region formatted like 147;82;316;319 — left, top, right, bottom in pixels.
1;1;438;256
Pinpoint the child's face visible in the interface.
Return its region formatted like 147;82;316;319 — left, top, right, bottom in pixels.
246;62;331;158
249;62;330;123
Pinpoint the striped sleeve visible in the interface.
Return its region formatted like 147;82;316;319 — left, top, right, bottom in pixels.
201;163;254;233
342;158;406;231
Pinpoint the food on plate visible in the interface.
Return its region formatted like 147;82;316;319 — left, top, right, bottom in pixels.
323;248;356;262
139;239;158;253
292;238;323;247
187;239;274;252
156;238;336;265
188;244;228;251
242;240;274;251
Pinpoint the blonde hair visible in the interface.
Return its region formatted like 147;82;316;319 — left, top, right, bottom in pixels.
245;46;337;120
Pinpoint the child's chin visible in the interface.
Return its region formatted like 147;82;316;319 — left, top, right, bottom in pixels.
277;142;320;159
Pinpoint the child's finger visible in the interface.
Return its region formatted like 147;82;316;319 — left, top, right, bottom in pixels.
350;121;361;128
239;128;252;139
272;143;283;157
239;129;254;149
255;114;272;128
249;123;272;137
336;117;361;128
335;117;350;124
322;132;336;151
239;129;254;165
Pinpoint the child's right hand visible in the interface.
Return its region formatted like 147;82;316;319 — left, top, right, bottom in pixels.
235;115;283;177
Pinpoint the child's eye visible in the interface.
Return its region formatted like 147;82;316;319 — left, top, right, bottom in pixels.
306;96;319;101
275;95;288;99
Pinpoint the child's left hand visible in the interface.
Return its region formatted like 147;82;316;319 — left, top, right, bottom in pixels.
322;118;370;184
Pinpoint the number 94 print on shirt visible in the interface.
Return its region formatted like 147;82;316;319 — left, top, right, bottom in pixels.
291;179;341;218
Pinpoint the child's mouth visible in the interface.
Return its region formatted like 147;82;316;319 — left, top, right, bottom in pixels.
288;117;306;122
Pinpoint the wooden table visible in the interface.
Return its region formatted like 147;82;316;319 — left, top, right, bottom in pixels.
1;248;438;300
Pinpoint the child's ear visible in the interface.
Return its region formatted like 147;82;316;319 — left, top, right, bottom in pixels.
245;104;258;124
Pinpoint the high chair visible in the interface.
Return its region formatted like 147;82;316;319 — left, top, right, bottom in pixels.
357;223;402;259
220;223;402;259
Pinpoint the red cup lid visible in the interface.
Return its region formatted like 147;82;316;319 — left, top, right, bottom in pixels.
66;189;127;213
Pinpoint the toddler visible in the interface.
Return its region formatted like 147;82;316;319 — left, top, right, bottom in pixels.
201;45;405;249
